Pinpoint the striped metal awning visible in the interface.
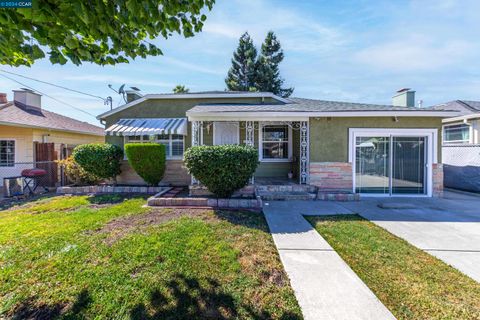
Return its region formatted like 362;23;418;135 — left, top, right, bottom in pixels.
105;118;188;136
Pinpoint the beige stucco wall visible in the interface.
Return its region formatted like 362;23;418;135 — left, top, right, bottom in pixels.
32;129;104;158
0;125;103;182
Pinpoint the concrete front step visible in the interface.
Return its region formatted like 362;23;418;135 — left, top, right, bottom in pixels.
257;191;317;201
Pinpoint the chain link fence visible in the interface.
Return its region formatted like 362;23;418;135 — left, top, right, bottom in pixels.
443;144;480;192
1;161;67;197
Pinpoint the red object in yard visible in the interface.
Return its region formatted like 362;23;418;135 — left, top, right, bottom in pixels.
21;168;47;178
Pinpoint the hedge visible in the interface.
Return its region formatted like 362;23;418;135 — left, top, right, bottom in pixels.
56;156;101;186
184;145;259;198
124;143;166;186
72;143;123;180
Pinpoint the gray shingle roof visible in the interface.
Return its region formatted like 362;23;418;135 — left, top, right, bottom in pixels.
188;97;456;113
0;102;104;135
433;100;480;116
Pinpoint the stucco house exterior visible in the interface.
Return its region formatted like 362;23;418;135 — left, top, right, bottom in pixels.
0;89;104;185
436;100;480;192
97;89;456;197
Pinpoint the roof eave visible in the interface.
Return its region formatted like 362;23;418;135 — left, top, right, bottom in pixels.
186;110;458;121
0;121;104;136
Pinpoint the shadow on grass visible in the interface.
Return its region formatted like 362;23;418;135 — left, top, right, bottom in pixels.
130;274;300;320
0;193;57;211
86;193;149;205
10;289;91;320
213;209;269;232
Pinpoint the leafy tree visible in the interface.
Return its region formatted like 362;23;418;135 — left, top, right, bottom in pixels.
225;32;258;91
256;31;293;97
172;85;190;94
0;0;215;66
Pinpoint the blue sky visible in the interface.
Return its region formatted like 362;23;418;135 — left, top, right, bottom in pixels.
1;0;480;125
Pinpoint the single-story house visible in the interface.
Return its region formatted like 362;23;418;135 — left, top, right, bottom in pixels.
435;100;480;192
97;88;457;197
0;89;104;186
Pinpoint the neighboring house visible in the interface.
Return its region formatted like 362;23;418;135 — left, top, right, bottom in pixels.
97;89;456;197
0;89;104;186
436;100;480;192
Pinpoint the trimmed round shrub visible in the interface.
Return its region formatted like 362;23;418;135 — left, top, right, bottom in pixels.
56;156;101;186
72;143;123;180
184;145;259;198
124;143;166;186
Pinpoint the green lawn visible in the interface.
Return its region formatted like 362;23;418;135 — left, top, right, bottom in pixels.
307;215;480;320
0;195;302;319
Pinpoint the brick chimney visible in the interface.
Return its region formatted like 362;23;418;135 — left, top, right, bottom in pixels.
13;89;42;111
0;93;7;104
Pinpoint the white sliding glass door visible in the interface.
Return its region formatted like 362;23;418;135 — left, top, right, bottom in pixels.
350;129;436;197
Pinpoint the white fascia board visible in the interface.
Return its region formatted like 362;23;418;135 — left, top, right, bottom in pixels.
442;113;480;123
96;92;289;120
187;110;457;121
0;121;105;136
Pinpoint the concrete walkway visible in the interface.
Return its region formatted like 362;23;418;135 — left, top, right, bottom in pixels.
263;201;395;320
340;191;480;282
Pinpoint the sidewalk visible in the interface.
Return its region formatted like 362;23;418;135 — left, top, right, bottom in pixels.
263;201;395;320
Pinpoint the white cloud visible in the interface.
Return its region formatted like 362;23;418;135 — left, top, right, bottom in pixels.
354;37;474;72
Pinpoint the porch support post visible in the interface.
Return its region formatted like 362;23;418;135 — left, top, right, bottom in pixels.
191;120;203;184
300;121;309;184
245;121;255;184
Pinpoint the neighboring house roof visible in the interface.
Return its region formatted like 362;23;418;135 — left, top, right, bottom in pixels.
97;92;290;120
0;102;104;136
187;97;458;118
434;100;480;123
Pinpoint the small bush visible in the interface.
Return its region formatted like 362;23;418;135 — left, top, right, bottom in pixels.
72;143;123;180
56;156;101;186
124;143;166;186
184;145;259;198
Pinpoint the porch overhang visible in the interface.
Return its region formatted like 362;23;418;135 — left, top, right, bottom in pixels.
105;118;187;136
186;110;457;121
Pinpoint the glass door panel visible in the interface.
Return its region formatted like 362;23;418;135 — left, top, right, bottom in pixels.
355;136;390;194
392;136;426;194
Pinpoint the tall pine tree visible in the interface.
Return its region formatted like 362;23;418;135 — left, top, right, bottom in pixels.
256;31;294;97
225;32;258;91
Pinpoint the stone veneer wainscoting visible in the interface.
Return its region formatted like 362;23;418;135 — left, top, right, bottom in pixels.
433;163;444;197
309;162;353;192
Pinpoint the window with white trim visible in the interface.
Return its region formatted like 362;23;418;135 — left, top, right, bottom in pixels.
443;124;470;144
0;140;15;167
124;134;184;158
261;125;291;160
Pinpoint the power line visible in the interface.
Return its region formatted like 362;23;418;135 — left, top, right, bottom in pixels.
0;73;98;119
0;69;106;101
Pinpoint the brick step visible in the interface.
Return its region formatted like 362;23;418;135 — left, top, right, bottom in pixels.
255;185;317;193
257;191;317;201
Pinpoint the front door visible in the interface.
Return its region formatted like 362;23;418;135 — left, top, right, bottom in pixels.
213;122;239;145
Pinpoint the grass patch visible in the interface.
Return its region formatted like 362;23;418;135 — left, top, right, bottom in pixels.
0;195;302;319
306;214;480;320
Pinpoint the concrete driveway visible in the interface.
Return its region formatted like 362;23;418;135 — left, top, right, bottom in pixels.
340;190;480;282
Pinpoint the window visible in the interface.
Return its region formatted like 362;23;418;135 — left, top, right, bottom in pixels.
124;134;184;159
0;140;15;167
443;124;470;144
261;125;291;160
